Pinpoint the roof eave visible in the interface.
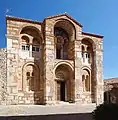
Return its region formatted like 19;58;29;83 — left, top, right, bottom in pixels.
6;15;42;25
82;32;104;38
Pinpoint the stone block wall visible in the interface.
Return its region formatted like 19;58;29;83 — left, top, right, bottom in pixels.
6;17;44;105
0;48;7;105
3;14;104;105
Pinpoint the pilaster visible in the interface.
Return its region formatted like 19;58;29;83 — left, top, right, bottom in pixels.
44;20;55;104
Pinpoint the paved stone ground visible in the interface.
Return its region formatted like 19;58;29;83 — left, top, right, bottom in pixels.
0;104;96;116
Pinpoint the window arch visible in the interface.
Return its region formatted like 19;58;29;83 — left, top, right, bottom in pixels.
21;36;29;43
21;35;30;51
32;37;40;52
20;26;41;37
81;38;94;64
20;26;42;54
54;20;76;60
56;72;65;80
54;27;69;59
82;69;91;92
23;63;40;92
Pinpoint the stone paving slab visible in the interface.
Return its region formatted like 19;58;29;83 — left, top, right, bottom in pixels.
0;104;96;116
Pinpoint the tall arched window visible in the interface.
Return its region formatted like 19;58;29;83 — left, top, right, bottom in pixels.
81;45;85;62
32;37;40;52
54;27;69;59
82;75;85;91
87;47;91;63
54;20;76;60
82;69;91;92
26;72;35;91
81;38;94;64
85;75;90;91
23;64;40;92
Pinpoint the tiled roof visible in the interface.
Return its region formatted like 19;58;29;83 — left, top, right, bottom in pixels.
104;78;118;84
6;14;103;38
82;32;104;38
6;15;42;25
45;13;83;27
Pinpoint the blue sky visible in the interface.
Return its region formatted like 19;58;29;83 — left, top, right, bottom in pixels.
0;0;118;79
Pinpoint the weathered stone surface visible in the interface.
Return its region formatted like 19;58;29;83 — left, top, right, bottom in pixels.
0;49;7;105
0;14;104;106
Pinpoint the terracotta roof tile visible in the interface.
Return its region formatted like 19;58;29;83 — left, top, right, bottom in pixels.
6;15;42;25
104;78;118;84
82;32;104;38
6;14;104;39
45;13;83;27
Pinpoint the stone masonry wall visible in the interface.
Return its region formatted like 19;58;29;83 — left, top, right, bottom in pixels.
81;34;104;105
5;14;104;105
6;17;44;105
0;48;7;105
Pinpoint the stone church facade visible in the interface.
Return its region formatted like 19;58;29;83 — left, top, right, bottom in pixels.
0;14;104;105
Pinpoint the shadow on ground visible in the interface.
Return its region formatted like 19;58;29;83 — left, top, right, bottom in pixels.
0;113;92;120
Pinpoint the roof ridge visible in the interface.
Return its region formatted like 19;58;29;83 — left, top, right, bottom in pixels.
46;13;67;19
45;13;83;27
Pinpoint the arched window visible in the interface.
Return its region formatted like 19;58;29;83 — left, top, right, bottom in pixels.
82;69;91;92
85;75;90;91
81;38;93;64
23;64;40;92
21;36;30;51
81;45;85;58
54;27;69;59
87;47;90;57
82;75;85;91
32;38;40;52
54;20;76;60
20;26;42;55
26;71;35;91
87;47;91;63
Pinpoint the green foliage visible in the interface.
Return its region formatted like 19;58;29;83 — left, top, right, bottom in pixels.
92;103;118;120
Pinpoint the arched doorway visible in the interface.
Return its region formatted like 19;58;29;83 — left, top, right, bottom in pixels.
55;64;73;102
57;80;66;101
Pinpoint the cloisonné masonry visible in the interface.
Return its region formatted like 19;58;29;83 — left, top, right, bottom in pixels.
0;13;104;105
